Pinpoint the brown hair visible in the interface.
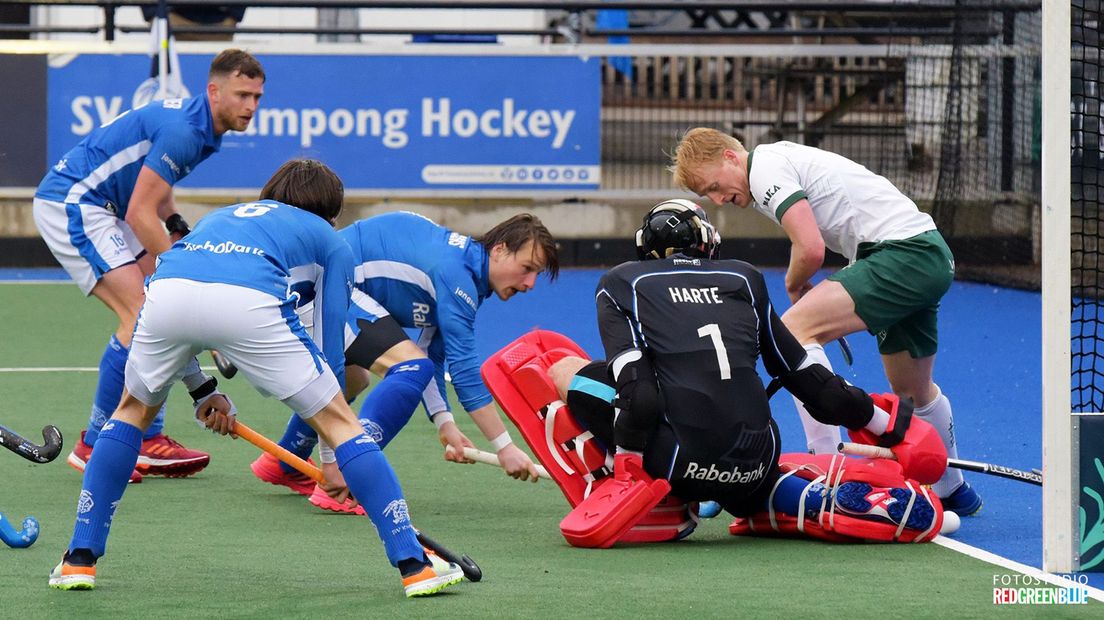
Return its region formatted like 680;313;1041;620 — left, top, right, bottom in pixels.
668;127;746;191
209;49;265;82
477;213;559;280
260;159;344;223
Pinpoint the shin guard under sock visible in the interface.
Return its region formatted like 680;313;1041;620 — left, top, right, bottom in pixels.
69;420;142;557
794;343;843;454
85;336;128;446
358;359;433;449
915;385;965;497
276;415;319;474
335;436;424;566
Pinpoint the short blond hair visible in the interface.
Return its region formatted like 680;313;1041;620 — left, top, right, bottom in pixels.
668;127;746;190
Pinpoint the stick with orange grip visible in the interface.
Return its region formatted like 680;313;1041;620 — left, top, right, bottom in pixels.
230;419;483;581
233;420;324;484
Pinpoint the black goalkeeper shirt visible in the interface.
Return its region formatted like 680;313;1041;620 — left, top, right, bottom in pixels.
595;254;807;460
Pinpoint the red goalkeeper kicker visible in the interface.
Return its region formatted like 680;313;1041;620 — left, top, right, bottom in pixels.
838;442;1043;486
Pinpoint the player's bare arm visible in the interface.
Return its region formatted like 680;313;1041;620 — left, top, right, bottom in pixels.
779;199;825;303
126;166;177;257
468;403;539;482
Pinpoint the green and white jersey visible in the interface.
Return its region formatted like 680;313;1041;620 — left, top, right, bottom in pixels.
746;141;935;261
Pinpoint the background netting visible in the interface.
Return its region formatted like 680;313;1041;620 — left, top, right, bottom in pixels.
896;1;1040;289
1073;0;1103;412
598;0;1040;287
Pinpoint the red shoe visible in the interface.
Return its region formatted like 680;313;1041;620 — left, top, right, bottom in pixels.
308;483;365;515
250;452;316;496
136;433;210;478
67;431;142;484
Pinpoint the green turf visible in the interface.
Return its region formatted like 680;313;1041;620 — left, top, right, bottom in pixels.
0;283;1098;618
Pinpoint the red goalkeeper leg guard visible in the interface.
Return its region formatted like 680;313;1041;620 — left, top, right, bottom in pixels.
729;453;944;543
481;330;614;506
559;453;671;548
482;330;696;544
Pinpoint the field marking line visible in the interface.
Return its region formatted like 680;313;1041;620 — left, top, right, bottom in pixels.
0;366;218;373
936;536;1104;602
4;366;1101;601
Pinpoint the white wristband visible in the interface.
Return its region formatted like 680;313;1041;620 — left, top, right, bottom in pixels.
490;431;513;452
318;440;336;464
431;411;455;429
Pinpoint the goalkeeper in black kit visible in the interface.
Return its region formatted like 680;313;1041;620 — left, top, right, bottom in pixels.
551;200;954;544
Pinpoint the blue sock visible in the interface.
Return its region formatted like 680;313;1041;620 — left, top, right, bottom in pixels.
69;420;143;558
358;359;433;449
767;474;827;519
335;435;424;567
85;336;128;446
276;415;319;474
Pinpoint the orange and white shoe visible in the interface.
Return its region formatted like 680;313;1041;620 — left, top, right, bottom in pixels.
308;483;365;515
250;452;316;496
67;431;142;484
48;556;96;591
136;433;209;478
402;550;464;598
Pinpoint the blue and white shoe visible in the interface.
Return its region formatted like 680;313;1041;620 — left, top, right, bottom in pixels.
833;482;935;531
940;482;982;517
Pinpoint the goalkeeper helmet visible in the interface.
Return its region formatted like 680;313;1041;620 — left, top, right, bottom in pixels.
635;199;721;260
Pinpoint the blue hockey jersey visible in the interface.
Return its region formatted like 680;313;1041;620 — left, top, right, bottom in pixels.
152;200;353;385
36;96;220;217
340;211;493;413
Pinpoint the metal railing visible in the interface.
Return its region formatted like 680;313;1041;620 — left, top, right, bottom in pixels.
1;0;1041;42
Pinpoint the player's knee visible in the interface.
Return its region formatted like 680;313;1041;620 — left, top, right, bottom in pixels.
385;357;434;390
549;356;589;401
780;308;823;345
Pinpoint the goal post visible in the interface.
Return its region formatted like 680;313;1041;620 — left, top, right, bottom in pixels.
1041;0;1075;573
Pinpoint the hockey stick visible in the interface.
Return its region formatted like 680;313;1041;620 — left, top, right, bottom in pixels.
232;420;483;580
836;337;854;367
233;420;322;484
445;445;551;479
0;424;63;464
838;442;1042;486
415;529;482;582
0;511;40;548
210;350;238;379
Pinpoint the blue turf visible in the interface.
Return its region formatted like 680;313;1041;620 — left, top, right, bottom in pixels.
0;268;70;281
475;268;1103;589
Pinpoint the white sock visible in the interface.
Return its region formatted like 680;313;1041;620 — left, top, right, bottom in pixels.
865;406;890;435
914;384;964;497
793;343;842;454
